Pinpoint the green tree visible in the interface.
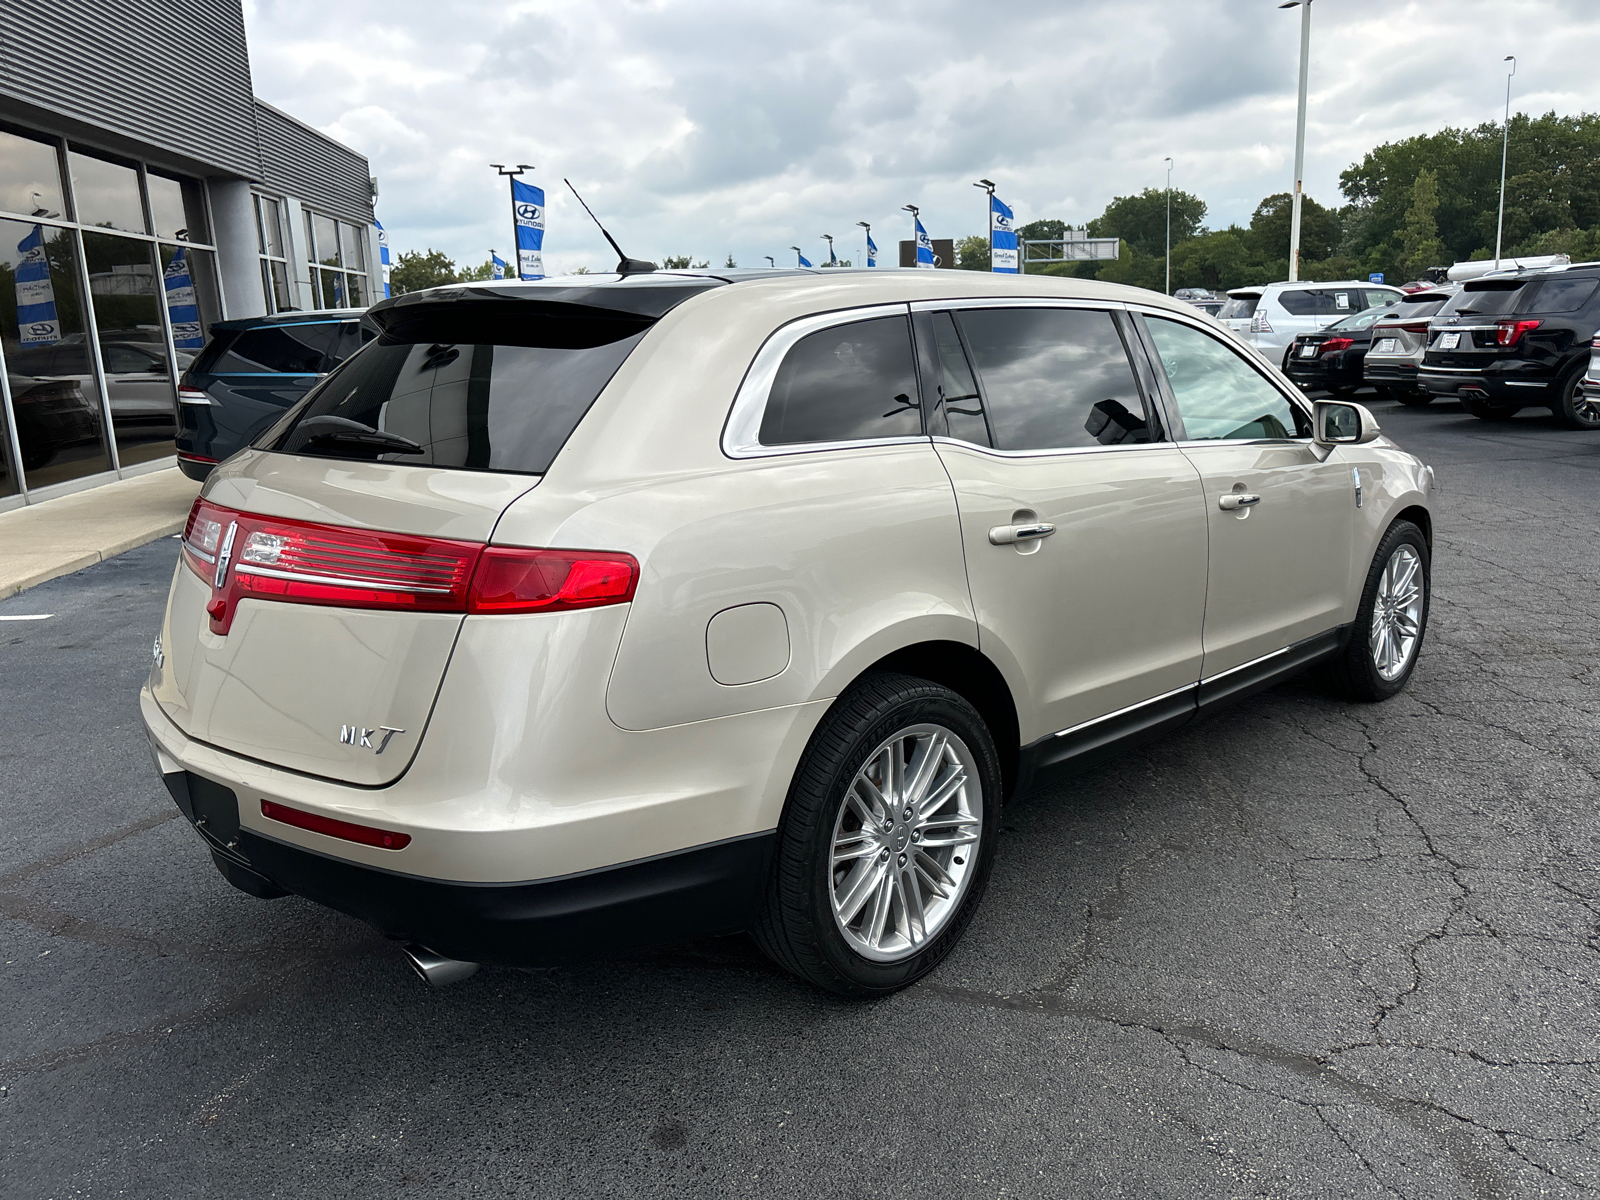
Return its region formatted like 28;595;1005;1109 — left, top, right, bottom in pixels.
1087;188;1207;258
1396;168;1448;280
955;234;990;271
659;255;709;269
724;253;737;268
1246;192;1343;265
457;259;496;282
389;249;457;294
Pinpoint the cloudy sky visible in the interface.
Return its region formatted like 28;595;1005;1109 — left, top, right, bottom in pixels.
243;0;1600;274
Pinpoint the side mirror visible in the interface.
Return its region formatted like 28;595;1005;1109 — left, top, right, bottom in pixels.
1314;399;1381;446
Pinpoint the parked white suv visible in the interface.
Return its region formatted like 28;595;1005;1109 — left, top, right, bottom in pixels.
141;269;1436;996
1223;281;1405;362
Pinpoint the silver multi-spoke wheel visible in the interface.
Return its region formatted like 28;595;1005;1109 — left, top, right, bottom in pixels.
828;723;982;963
1369;544;1425;681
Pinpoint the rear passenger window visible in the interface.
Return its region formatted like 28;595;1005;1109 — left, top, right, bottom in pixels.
213;323;339;375
1528;278;1599;313
1277;290;1344;316
1145;317;1310;441
952;307;1150;450
759;315;920;446
929;312;989;446
1364;289;1401;311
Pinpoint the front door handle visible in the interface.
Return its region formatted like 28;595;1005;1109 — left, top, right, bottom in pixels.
1218;493;1261;511
989;522;1056;546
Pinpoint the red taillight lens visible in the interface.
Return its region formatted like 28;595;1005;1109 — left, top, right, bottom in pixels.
260;799;411;850
467;547;639;613
1386;322;1432;335
1321;337;1354;354
1496;319;1542;346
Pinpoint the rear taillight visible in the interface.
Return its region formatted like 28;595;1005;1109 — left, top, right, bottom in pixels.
468;548;639;614
1387;322;1431;335
178;499;639;633
1250;314;1275;334
177;387;214;406
261;799;411;850
1321;337;1355;354
1496;319;1542;347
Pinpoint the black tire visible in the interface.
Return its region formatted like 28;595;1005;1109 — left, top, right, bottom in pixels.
1393;389;1434;408
1460;393;1521;421
752;671;1003;996
1325;520;1430;702
1552;366;1600;431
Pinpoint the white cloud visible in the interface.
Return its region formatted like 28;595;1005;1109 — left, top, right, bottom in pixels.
242;0;1600;273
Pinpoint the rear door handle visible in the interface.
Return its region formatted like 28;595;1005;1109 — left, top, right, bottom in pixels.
989;522;1056;545
1218;493;1261;511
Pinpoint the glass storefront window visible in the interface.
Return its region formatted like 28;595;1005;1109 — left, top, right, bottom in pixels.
160;243;221;365
340;221;366;272
319;268;346;308
256;195;285;258
67;149;148;234
262;260;292;312
0;217;112;488
146;171;208;243
345;274;366;310
82;231;175;467
312;212;340;268
0;126;66;221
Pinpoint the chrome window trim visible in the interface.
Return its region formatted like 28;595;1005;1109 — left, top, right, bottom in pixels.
1051;682;1196;740
932;436;1176;461
908;296;1129;314
721;302;917;459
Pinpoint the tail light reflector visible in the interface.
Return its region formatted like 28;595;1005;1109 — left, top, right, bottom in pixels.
1321;337;1355;354
261;799;411;850
177;387;215;406
179;499;639;633
1496;319;1542;347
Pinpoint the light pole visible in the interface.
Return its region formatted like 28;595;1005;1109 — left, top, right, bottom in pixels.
856;221;872;267
974;178;995;270
791;246;805;267
1163;157;1173;295
822;233;835;266
903;204;922;267
1495;55;1517;270
1279;1;1312;282
764;255;775;268
491;163;534;278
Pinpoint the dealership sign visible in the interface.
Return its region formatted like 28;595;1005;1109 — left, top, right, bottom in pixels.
15;224;60;345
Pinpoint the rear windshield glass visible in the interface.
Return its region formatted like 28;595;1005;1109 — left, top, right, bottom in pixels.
1326;307;1392;332
1526;276;1600;313
1389;295;1449;320
199;322;341;375
1446;281;1529;317
263;307;649;475
1218;295;1258;320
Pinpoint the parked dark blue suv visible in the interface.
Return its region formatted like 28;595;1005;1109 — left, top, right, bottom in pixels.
175;309;371;479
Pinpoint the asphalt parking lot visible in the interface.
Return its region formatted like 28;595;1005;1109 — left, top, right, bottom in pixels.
4;394;1599;1199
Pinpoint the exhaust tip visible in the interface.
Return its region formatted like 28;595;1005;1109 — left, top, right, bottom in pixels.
401;944;480;987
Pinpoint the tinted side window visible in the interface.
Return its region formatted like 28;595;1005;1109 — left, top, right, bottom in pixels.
330;321;372;364
1276;290;1329;316
1363;289;1401;310
758;315;920;446
214;323;339;374
1527;277;1600;313
1145;317;1310;441
956;307;1150;450
930;311;989;446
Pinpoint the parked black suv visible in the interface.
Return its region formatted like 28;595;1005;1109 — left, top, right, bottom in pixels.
1418;265;1600;427
175;309;370;479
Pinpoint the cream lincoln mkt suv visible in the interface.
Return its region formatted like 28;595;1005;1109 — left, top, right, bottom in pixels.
141;269;1435;995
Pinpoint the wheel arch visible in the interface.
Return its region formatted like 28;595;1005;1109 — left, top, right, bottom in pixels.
1392;503;1432;549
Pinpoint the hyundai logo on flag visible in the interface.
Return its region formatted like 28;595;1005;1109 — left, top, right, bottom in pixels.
994;213;1013;232
26;322;54;337
515;202;542;223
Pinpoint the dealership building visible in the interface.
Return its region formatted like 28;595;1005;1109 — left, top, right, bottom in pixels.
0;1;382;509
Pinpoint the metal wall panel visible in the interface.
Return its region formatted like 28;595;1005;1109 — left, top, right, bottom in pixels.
0;0;259;179
253;101;373;226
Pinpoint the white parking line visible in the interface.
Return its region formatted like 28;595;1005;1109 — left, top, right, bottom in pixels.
0;614;53;621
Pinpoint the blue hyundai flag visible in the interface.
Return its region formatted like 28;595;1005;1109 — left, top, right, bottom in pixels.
375;219;391;298
491;252;507;280
14;224;60;345
511;178;545;280
162;247;204;349
866;231;877;267
796;249;813;267
827;242;838;266
915;215;934;268
991;195;1018;273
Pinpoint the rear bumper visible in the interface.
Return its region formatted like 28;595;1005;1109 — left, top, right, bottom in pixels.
1363;361;1419;385
1420;365;1556;402
157;765;773;963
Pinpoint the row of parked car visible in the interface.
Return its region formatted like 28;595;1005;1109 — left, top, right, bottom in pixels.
1191;259;1600;430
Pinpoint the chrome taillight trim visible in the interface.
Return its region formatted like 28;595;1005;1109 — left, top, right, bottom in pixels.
234;565;459;594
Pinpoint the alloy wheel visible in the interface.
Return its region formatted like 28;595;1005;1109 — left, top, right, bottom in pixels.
828;723;982;963
1369;544;1425;681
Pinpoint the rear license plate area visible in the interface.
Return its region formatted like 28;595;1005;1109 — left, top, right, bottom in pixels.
1299;343;1318;358
1376;338;1397;354
1437;332;1461;349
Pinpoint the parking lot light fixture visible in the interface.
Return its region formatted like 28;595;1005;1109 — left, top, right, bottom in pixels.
1280;0;1312;283
1495;55;1517;271
1164;157;1173;295
764;255;775;268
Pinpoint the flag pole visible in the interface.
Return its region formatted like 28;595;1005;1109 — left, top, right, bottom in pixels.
492;163;534;279
974;179;996;271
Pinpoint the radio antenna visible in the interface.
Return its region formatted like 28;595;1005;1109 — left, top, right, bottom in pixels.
564;179;655;275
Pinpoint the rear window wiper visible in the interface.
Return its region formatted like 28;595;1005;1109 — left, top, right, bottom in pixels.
293;415;424;456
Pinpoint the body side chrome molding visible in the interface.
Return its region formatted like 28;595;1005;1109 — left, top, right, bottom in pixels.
1200;645;1289;686
1051;682;1198;740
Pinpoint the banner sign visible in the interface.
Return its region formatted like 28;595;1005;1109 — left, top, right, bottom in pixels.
914;215;935;268
796;249;813;267
991;195;1018;273
15;224;60;345
866;231;877;268
163;246;204;349
375;220;391;298
491;252;507;280
512;179;545;280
